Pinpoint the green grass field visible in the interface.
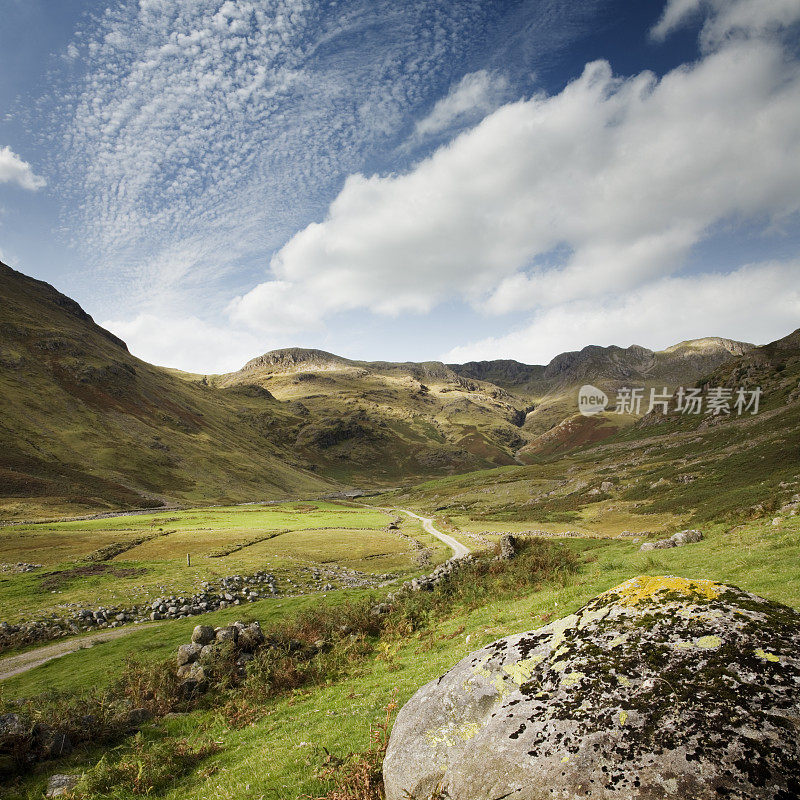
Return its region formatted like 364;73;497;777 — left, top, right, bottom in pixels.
3;515;799;799
0;502;450;625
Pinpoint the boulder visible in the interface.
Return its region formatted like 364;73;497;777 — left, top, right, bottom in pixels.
670;528;702;546
215;625;238;643
383;576;800;800
497;534;517;560
191;624;215;645
125;708;153;728
0;712;26;742
639;539;675;551
640;529;703;551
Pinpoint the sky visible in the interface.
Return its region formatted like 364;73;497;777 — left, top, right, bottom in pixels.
1;0;799;373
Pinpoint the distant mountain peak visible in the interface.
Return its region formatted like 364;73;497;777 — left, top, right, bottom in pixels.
241;348;352;373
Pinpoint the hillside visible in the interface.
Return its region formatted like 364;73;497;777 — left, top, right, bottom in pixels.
0;262;333;519
220;337;753;472
391;327;800;532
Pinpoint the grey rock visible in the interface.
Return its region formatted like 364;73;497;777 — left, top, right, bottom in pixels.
640;529;703;551
215;625;238;643
497;534;516;560
45;774;79;798
176;662;206;682
176;642;202;666
126;708;153;728
238;622;265;652
670;528;703;546
0;712;26;741
191;624;215;645
383;575;800;800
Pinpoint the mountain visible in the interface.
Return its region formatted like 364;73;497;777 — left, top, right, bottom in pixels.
217;348;528;481
394;327;800;528
0;262;333;519
0;261;768;518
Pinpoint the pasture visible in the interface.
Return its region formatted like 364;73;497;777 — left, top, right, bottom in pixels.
0;501;449;625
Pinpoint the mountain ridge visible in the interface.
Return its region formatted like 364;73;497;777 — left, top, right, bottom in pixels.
0;261;779;518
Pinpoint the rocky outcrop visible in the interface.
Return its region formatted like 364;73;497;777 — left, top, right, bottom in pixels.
640;529;702;551
383;576;800;800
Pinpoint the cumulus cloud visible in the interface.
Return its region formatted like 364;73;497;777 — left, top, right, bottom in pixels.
444;260;800;364
102;312;268;374
231;30;800;332
652;0;800;49
413;70;509;139
0;146;45;190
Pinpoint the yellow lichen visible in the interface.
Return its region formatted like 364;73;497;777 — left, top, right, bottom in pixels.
755;648;780;663
561;755;570;763
471;659;511;698
425;720;483;748
675;634;723;651
604;575;722;607
503;655;544;685
619;710;628;726
696;635;722;649
561;671;584;687
617;675;630;687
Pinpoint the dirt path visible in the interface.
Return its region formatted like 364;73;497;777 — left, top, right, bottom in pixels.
0;622;165;681
398;509;471;558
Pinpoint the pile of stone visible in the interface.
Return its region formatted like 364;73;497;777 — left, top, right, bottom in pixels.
0;618;79;653
175;621;267;691
0;562;42;574
640;529;703;551
387;554;473;597
150;572;279;620
0;571;280;655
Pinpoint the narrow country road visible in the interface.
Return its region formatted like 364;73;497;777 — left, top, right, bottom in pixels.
0;622;166;682
398;509;471;558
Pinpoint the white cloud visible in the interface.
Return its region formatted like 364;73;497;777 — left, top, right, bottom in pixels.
231;32;800;332
443;260;800;364
57;0;506;307
413;70;509;139
0;146;45;191
652;0;800;49
103;313;267;374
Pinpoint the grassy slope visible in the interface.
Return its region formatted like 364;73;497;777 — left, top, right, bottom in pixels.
4;515;798;799
0;262;768;518
0;263;334;519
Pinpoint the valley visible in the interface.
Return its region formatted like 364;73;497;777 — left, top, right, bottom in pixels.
1;262;799;800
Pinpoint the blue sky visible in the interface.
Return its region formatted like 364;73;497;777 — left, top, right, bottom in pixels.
1;0;799;373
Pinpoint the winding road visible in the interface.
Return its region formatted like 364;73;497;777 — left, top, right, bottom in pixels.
0;507;469;682
398;509;471;558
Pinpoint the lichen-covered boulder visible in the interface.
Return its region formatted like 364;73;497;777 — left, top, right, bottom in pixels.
383;576;800;800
